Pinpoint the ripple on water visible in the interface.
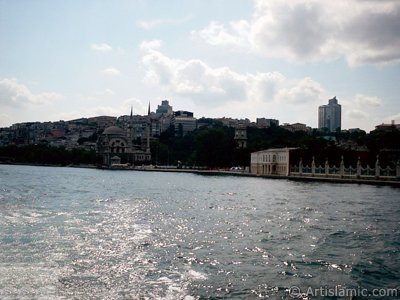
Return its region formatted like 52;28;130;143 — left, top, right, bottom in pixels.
0;166;399;299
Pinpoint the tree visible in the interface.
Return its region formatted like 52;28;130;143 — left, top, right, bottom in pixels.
193;127;236;168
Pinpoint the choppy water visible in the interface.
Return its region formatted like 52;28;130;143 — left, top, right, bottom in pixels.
0;165;399;299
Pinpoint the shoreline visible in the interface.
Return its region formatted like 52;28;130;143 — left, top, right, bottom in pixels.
1;162;399;187
136;167;400;187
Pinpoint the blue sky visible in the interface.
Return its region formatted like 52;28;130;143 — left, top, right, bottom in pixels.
1;0;399;131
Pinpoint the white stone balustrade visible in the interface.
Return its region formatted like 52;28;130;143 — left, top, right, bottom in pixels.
290;156;400;181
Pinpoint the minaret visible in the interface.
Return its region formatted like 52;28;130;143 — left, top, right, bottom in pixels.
129;105;134;148
146;102;151;153
126;105;133;165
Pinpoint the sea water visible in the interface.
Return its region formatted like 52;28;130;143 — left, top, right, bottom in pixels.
0;165;399;299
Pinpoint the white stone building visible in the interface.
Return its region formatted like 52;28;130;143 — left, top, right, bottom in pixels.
250;148;297;176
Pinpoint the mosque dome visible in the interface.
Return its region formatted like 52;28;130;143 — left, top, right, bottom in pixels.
103;126;125;135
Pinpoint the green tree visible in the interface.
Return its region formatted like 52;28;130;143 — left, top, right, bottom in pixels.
193;127;236;168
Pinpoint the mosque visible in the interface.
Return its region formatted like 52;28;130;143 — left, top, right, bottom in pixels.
96;106;151;166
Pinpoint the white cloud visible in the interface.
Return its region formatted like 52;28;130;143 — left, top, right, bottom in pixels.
122;98;147;115
87;106;124;117
247;72;286;103
355;94;382;107
102;67;121;76
137;15;192;30
0;113;11;127
95;89;115;97
140;45;330;126
383;113;400;124
139;45;390;130
103;89;115;96
141;46;328;107
338;94;383;130
50;98;147;122
140;40;162;51
340;95;388;131
78;89;116;102
91;43;113;53
192;20;250;48
347;109;369;120
142;48;247;105
0;78;63;106
276;77;325;104
193;0;400;65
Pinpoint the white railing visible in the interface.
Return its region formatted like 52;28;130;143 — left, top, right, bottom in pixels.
290;156;400;180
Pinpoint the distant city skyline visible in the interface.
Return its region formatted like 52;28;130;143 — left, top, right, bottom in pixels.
1;0;400;131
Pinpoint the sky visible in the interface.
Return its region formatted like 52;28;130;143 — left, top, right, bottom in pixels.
1;0;400;132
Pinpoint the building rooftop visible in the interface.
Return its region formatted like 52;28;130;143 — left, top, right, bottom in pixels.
103;126;125;135
252;147;298;154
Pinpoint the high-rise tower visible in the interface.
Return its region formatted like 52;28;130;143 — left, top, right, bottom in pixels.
318;96;341;132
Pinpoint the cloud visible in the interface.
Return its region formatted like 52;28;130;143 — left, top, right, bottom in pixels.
192;21;250;48
247;72;286;103
383;113;400;124
103;89;115;96
102;67;121;76
340;95;388;130
339;94;382;130
140;46;326;108
347;109;369;120
139;43;389;131
122;98;147;115
50;98;147;122
137;15;192;30
140;40;162;51
355;94;382;107
91;43;113;53
0;78;63;106
78;89;116;103
86;106;125;117
0;113;11;127
142;48;250;105
276;77;325;104
192;0;400;65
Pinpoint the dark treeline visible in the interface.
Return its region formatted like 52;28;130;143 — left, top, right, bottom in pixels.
0;144;100;165
151;122;400;168
151;123;239;168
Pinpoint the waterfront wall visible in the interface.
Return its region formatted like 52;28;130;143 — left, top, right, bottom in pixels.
290;155;400;181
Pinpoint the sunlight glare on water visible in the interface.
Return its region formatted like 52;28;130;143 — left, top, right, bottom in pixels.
0;165;399;299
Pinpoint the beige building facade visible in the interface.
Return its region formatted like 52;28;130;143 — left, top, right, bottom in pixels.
250;148;297;176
